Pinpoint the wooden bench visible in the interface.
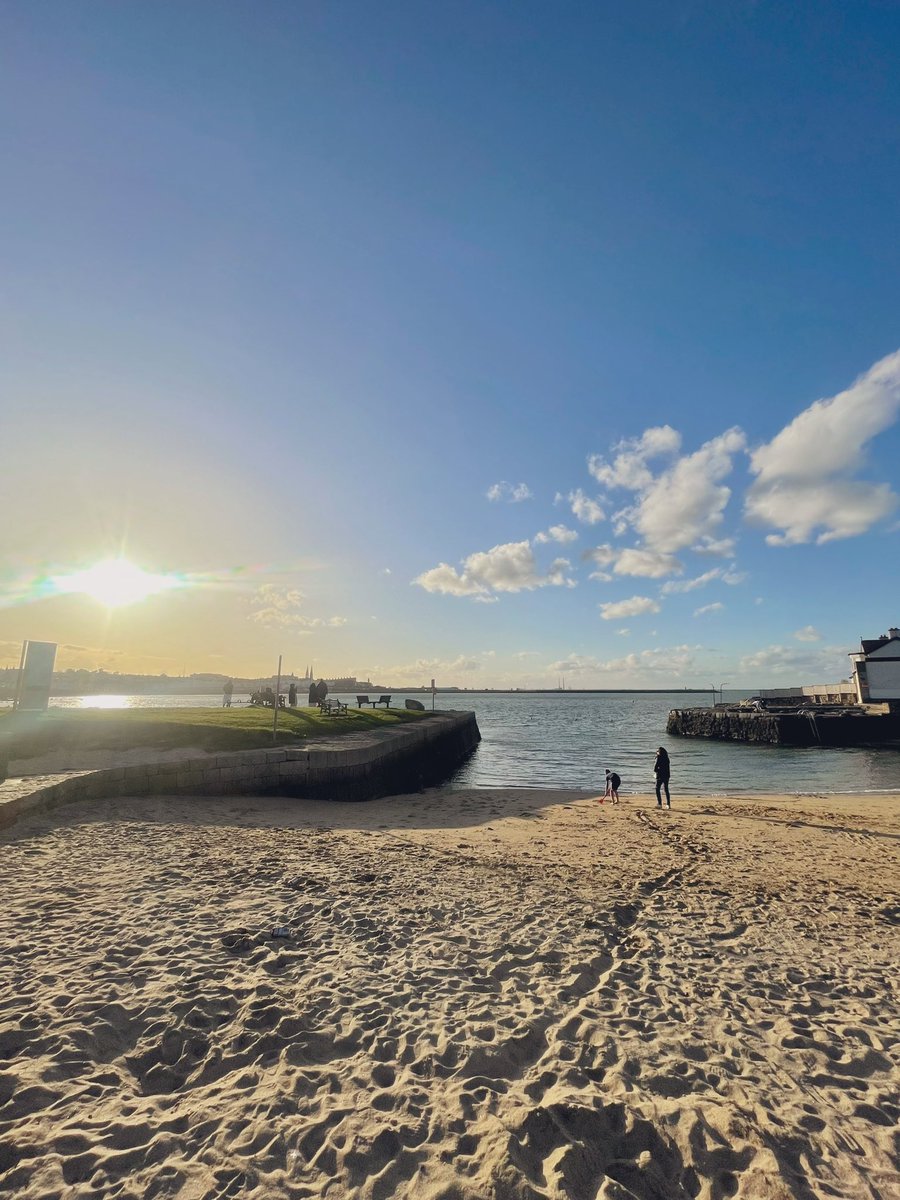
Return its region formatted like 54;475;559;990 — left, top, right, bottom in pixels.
373;695;391;708
356;695;372;707
318;698;348;716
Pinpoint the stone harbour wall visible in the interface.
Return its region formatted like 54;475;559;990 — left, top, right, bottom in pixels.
667;706;900;747
0;711;480;833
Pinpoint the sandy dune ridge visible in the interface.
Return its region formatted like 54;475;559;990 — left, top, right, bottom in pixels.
1;788;898;1199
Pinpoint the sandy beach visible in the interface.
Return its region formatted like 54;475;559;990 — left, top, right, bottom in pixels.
1;786;897;1199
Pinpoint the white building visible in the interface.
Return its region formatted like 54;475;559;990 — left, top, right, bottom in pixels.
850;628;900;704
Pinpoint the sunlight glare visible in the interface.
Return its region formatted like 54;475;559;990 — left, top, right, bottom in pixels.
52;559;183;607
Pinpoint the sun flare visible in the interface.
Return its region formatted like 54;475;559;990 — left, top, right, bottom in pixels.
52;559;183;608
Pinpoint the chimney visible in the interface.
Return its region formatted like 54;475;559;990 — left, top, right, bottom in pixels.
889;627;900;639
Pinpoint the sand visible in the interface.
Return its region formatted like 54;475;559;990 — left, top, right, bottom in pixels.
1;787;897;1200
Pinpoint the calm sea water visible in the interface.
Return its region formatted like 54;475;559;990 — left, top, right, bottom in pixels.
16;690;900;795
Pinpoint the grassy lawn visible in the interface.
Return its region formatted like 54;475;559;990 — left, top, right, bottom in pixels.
0;705;428;760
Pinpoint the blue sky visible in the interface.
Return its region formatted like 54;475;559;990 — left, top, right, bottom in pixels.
1;1;898;686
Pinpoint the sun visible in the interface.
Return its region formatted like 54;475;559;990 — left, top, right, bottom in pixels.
53;559;183;607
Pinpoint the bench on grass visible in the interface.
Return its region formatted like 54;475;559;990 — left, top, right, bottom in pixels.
318;698;348;716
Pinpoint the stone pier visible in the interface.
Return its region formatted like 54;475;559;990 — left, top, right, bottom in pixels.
667;705;900;747
0;710;480;832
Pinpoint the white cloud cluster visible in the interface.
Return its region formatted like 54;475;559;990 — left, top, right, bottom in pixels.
587;425;746;555
586;544;683;580
738;643;847;679
588;425;682;490
414;540;575;599
693;536;737;556
599;595;661;620
549;644;700;676
486;481;532;502
694;601;724;617
248;585;346;631
793;625;822;642
630;429;747;552
660;565;745;595
562;489;605;525
534;524;578;544
745;350;900;544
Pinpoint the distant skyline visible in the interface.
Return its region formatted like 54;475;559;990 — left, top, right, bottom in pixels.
2;3;899;688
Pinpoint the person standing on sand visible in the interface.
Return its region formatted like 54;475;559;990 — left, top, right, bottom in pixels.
222;679;233;708
654;746;671;808
603;769;621;804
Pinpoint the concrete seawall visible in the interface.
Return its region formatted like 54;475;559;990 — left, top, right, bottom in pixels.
0;711;480;832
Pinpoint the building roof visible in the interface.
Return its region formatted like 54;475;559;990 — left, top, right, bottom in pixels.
860;629;900;655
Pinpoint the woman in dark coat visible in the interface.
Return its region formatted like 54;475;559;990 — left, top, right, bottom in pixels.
654;747;671;809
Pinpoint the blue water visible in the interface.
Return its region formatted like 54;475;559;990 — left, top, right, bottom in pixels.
437;691;900;796
17;691;900;795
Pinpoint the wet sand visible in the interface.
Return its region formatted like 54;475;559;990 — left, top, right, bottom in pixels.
1;788;897;1199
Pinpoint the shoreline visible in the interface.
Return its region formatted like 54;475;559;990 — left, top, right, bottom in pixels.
7;745;900;799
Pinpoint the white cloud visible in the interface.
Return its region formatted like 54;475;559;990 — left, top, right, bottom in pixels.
247;586;347;631
373;654;484;681
692;536;737;557
546;558;577;588
534;524;579;544
583;543;681;579
694;601;724;617
549;644;700;677
251;584;305;610
585;544;617;567
747;480;896;546
413;563;487;597
567;489;606;525
630;428;746;552
588;427;745;553
414;540;575;599
599;595;661;620
745;349;900;544
661;568;724;595
738;643;848;680
613;548;682;578
486;481;532;503
793;625;822;642
588;425;681;491
660;564;745;595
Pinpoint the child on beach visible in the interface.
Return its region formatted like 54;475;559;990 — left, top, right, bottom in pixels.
603;770;621;804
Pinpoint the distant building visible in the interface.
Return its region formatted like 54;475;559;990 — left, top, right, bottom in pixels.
850;628;900;704
757;626;900;710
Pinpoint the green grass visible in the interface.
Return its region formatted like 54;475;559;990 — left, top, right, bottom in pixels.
0;704;428;760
